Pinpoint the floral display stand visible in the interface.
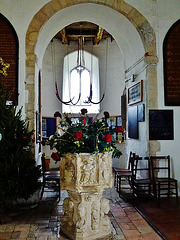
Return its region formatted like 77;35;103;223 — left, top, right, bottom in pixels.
60;152;113;240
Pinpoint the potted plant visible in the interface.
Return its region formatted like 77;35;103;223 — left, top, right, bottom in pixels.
0;57;41;215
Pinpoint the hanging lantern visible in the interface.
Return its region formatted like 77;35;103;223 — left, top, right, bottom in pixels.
53;25;108;106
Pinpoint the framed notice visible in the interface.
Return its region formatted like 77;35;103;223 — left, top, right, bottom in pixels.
128;80;143;105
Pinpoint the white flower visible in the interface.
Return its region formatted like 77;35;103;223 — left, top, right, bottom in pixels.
49;135;54;140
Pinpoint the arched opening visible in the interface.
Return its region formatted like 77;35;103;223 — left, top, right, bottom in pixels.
25;1;157;164
40;18;145;169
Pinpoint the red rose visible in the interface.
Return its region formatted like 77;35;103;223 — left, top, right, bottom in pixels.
23;136;27;140
81;108;88;115
32;135;35;143
116;126;122;133
104;134;112;142
144;52;150;57
104;111;109;119
41;140;46;146
51;152;60;161
74;131;83;140
54;111;61;118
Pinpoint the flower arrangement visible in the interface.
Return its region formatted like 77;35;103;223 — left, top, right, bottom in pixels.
47;109;122;162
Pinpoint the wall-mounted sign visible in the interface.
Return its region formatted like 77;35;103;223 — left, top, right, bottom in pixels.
128;80;143;105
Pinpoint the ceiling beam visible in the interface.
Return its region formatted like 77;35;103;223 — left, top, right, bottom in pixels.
94;27;104;45
67;34;96;38
60;28;68;44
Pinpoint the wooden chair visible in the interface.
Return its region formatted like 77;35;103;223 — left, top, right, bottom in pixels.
40;153;61;201
131;156;154;206
150;155;178;206
114;151;134;194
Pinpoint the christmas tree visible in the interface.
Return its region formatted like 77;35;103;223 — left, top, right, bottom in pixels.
0;57;41;205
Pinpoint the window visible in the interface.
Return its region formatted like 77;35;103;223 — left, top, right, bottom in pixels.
62;50;100;114
70;66;90;105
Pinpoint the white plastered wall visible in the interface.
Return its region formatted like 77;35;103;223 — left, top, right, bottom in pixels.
127;0;180;181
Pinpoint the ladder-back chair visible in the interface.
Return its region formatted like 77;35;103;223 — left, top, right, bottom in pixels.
114;151;135;194
150;155;178;206
131;156;154;206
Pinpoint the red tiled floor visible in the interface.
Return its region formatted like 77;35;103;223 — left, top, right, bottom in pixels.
118;178;180;240
136;197;180;240
0;186;163;240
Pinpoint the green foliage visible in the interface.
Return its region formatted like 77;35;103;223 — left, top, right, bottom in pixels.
0;59;41;204
47;111;122;160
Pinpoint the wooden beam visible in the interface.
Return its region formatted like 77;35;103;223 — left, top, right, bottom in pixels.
66;34;96;38
60;28;68;44
94;27;104;45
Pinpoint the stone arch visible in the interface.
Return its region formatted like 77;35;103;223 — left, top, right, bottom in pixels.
25;0;158;133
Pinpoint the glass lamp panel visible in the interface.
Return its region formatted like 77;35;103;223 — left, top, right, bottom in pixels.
70;69;80;104
81;69;90;104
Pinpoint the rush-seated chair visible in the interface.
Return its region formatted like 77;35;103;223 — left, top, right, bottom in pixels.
131;156;154;206
150;155;178;207
114;151;135;195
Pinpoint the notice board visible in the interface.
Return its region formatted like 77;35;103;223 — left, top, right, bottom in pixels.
42;117;56;140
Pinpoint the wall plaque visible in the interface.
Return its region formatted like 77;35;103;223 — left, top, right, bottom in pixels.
164;20;180;106
128;80;143;105
149;110;174;140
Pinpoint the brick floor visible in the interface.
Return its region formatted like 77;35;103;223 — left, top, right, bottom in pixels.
0;187;162;240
